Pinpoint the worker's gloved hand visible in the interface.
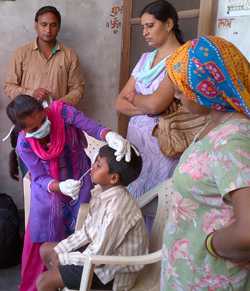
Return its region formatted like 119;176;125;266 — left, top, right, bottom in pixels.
105;131;131;162
59;179;81;200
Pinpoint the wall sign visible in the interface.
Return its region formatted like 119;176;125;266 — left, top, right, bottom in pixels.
106;1;123;34
226;0;250;16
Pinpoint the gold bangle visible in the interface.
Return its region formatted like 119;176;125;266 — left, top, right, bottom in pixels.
205;232;220;258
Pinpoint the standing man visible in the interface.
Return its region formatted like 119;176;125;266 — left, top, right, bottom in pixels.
4;6;85;106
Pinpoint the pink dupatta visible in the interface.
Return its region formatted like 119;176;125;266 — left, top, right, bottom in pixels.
27;100;66;240
27;100;65;180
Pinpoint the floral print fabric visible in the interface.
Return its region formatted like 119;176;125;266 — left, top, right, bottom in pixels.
161;118;250;290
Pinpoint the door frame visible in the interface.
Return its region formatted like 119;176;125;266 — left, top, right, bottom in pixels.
118;0;215;136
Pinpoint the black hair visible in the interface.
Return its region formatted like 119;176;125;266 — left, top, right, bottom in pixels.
8;126;20;181
140;0;184;44
6;95;43;130
9;149;19;181
35;6;61;27
98;144;142;187
10;126;19;148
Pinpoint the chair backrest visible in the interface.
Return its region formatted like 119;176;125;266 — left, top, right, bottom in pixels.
149;179;172;252
84;133;105;164
23;172;31;228
131;179;173;291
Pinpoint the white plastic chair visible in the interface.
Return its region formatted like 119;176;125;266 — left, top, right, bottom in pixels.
63;179;172;291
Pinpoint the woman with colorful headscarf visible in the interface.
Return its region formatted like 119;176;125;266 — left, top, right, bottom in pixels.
159;35;250;290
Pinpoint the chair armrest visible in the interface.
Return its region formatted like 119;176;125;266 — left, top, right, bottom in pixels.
137;187;159;208
61;250;162;269
75;203;89;230
89;250;162;265
65;250;162;268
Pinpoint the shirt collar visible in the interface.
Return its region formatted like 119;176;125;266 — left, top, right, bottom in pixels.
91;185;126;201
32;39;61;54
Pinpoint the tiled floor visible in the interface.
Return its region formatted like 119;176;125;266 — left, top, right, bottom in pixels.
0;265;20;291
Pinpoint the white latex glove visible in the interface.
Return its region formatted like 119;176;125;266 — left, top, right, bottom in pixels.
105;131;131;162
59;179;81;200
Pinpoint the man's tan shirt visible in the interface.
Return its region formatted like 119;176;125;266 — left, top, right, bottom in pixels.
4;40;85;105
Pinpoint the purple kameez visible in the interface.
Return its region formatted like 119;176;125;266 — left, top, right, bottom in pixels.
17;103;109;291
17;103;108;243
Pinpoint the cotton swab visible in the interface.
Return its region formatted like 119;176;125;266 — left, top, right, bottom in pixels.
79;168;92;181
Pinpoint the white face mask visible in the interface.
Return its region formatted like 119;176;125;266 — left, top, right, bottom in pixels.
26;117;51;139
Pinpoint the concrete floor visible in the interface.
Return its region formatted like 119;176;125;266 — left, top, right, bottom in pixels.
0;265;20;291
0;211;24;291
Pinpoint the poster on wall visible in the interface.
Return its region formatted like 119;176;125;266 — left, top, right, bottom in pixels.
216;0;250;60
226;0;250;16
216;17;250;60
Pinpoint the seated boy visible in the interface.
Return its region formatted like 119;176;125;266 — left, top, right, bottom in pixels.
36;144;148;291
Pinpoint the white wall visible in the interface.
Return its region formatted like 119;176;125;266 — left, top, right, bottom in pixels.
0;0;123;208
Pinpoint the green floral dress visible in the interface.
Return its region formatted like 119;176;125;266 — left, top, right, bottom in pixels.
161;118;250;291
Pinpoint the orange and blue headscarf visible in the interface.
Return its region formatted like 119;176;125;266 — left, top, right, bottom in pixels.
167;36;250;116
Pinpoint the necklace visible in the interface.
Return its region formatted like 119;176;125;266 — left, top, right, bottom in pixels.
192;112;234;144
